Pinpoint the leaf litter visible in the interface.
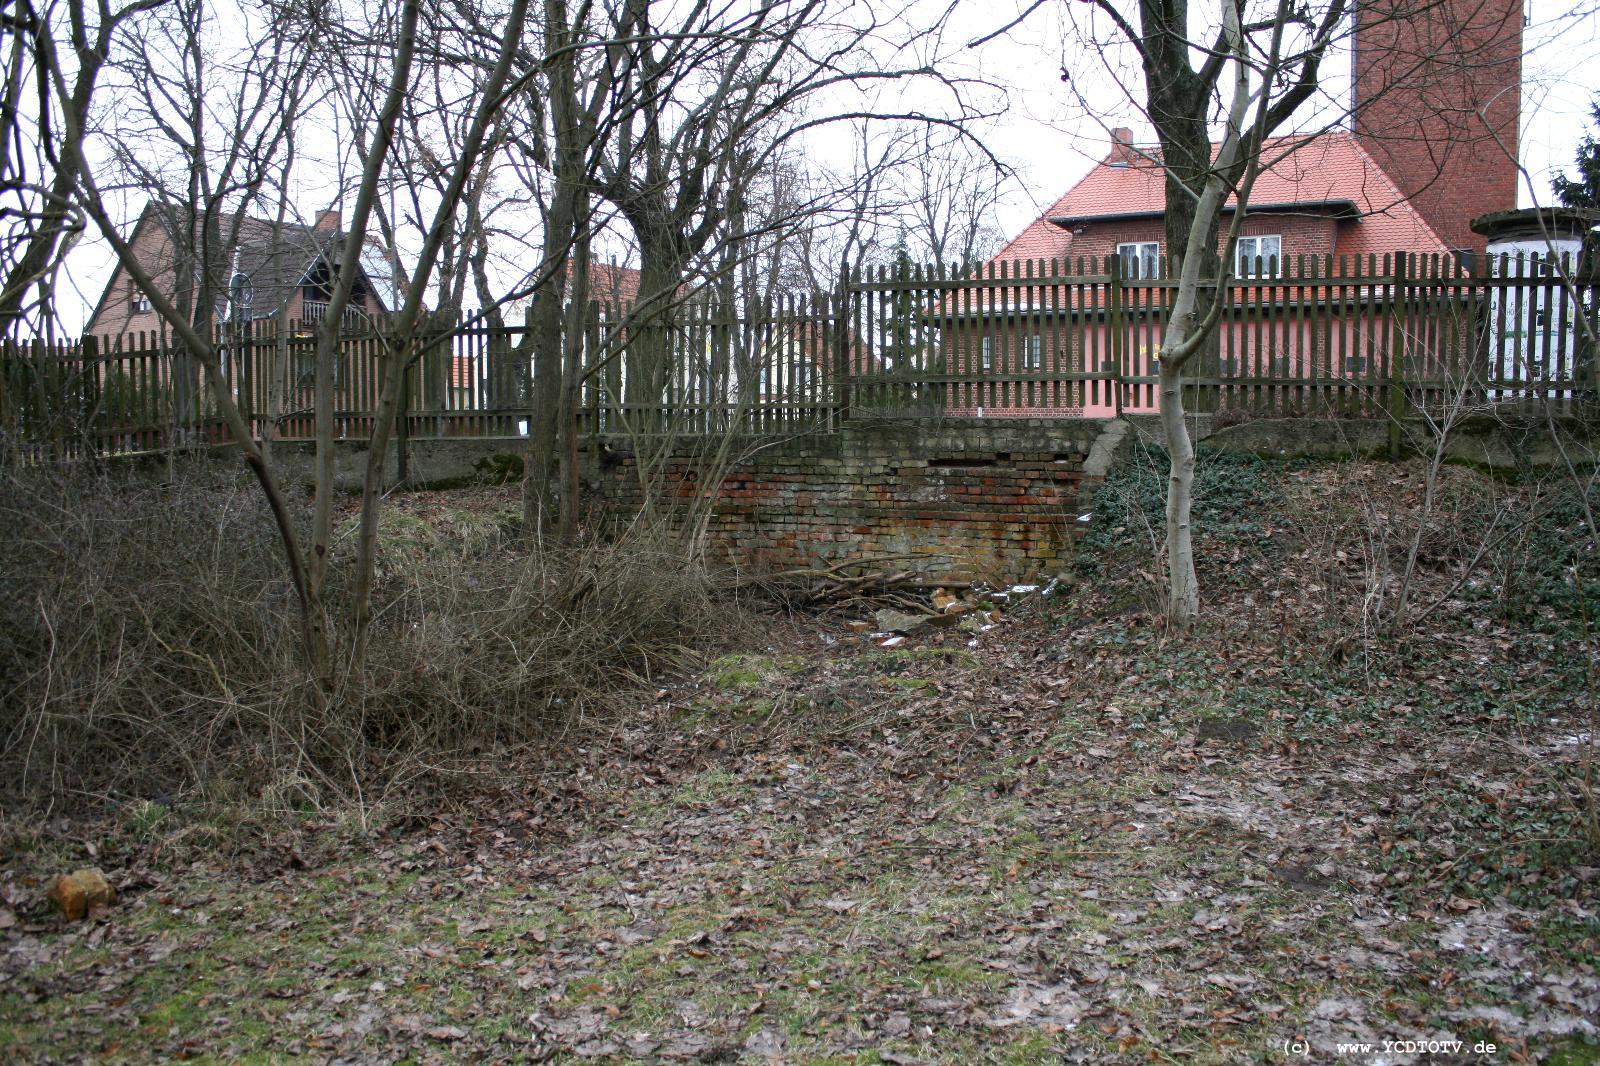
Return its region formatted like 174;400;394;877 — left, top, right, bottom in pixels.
2;461;1599;1062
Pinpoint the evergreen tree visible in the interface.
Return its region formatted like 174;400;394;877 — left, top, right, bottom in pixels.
1553;98;1600;210
874;237;932;410
879;238;916;372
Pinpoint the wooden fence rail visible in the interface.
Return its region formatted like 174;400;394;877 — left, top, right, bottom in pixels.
2;252;1594;462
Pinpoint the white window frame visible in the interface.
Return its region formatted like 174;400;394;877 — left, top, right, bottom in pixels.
1025;335;1042;370
980;335;993;371
1236;235;1282;279
1117;242;1160;280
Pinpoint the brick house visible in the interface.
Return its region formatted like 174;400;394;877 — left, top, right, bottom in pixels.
952;0;1522;418
85;203;395;346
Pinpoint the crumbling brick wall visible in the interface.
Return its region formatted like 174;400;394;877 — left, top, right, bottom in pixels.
591;419;1107;581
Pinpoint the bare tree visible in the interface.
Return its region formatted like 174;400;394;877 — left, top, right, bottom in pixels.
47;0;535;680
590;0;977;401
1027;0;1343;626
92;0;321;460
1033;0;1531;627
892;126;1007;270
482;0;989;539
0;0;164;338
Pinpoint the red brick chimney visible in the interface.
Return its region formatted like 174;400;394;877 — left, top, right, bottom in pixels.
313;208;341;233
1109;127;1136;165
1352;0;1522;256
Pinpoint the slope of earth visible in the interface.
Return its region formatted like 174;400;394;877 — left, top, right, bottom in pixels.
2;453;1599;1064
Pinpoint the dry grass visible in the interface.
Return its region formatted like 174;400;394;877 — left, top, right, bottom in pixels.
0;463;730;816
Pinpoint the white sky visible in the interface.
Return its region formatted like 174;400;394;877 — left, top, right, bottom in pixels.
57;0;1600;332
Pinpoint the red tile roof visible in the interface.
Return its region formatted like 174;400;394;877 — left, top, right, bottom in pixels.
996;132;1449;263
586;262;642;306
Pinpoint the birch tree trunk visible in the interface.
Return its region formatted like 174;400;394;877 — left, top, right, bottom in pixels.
1158;361;1200;622
1079;0;1345;628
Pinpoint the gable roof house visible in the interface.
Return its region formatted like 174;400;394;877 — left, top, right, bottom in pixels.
1001;129;1451;275
85;204;396;346
948;0;1523;418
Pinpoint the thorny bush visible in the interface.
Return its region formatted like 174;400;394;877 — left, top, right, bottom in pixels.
0;463;726;814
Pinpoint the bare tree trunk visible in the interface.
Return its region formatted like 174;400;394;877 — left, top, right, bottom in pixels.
522;0;587;538
523;245;568;537
558;209;591;543
350;0;531;661
1081;0;1342;628
1158;362;1200;622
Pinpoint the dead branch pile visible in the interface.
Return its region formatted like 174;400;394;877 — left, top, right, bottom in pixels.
734;555;970;613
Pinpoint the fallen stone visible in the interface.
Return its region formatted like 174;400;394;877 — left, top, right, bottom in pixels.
875;608;936;635
47;868;115;921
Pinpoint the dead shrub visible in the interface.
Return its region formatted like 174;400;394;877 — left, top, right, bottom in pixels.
0;463;727;814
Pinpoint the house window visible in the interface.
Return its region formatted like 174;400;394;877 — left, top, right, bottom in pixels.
1236;235;1282;278
981;336;993;371
129;280;151;314
1117;242;1160;279
1025;335;1042;370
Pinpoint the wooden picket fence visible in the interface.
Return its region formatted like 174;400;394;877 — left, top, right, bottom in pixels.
843;250;1598;421
1;251;1594;462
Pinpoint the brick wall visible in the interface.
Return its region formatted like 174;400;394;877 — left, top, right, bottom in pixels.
1353;0;1522;256
590;420;1108;581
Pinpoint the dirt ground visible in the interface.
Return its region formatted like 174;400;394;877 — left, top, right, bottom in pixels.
2;457;1598;1064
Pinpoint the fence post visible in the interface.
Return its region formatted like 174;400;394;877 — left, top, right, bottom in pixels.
1107;254;1126;416
396;335;411;485
79;334;99;455
1387;250;1409;460
834;259;852;423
